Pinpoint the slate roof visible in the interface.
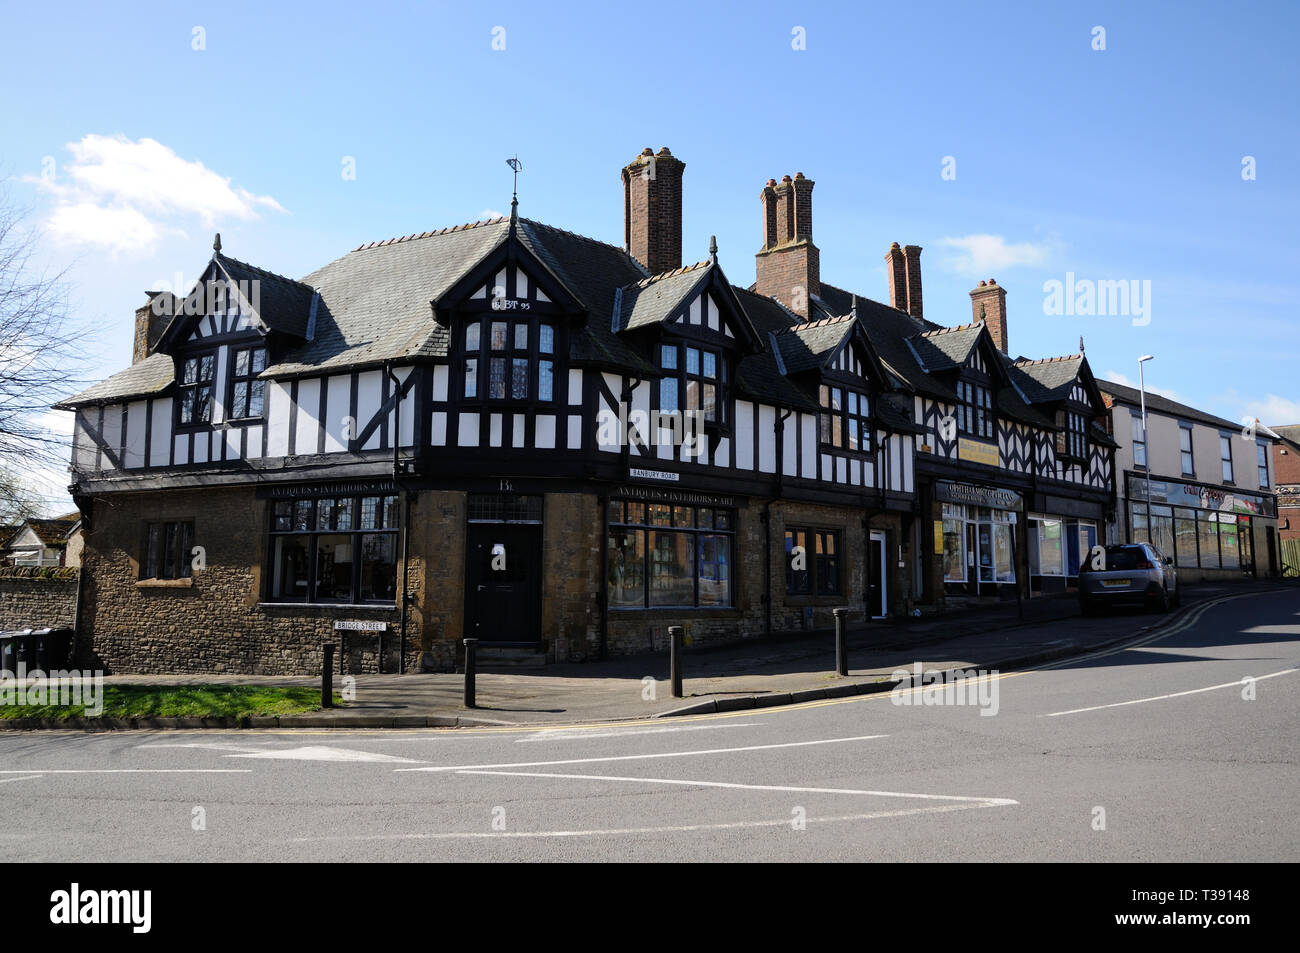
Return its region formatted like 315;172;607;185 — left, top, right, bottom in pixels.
771;314;857;375
616;262;712;332
907;324;984;372
1098;380;1247;434
1011;354;1086;403
56;352;175;408
216;254;316;340
729;289;820;413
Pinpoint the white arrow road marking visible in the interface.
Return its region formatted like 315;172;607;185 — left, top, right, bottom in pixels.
1044;667;1298;717
139;742;423;764
397;734;888;773
516;722;760;743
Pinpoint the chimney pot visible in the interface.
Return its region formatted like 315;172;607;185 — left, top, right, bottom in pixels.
756;171;818;317
903;245;924;319
885;243;908;312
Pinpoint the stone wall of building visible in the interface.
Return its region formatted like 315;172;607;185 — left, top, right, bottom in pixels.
77;487;429;676
0;567;79;630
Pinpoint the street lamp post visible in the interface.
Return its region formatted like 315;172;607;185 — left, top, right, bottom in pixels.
1138;355;1154;544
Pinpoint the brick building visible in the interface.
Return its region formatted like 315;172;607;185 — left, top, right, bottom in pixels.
58;147;1116;675
1271;425;1300;558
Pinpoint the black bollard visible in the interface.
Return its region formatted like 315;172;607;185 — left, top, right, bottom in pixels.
322;643;335;708
463;638;478;708
669;626;684;698
834;608;848;676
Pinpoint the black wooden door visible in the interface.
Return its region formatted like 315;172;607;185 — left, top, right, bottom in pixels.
465;524;541;642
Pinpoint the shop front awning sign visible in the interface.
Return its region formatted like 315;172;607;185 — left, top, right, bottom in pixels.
934;481;1021;511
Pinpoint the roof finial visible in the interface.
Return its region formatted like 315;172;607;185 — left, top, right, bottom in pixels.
708;235;718;264
506;155;523;227
851;293;859;318
1079;335;1085;354
213;232;222;254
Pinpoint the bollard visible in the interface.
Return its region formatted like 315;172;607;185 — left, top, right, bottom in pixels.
463;638;478;708
669;625;684;698
322;643;335;708
833;608;848;677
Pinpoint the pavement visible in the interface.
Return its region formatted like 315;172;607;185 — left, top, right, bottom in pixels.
1;584;1296;862
3;578;1292;729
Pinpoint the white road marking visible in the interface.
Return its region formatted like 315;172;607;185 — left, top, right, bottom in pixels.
1044;667;1297;717
139;742;424;764
459;769;1018;804
516;722;760;743
0;775;42;784
0;769;252;774
396;734;888;773
287;804;1009;841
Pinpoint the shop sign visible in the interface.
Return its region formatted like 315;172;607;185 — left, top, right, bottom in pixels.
260;480;397;500
934;481;1022;511
958;437;1000;468
612;485;740;509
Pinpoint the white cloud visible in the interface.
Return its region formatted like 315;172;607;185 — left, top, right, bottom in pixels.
479;208;505;221
937;234;1055;277
1240;394;1300;428
27;134;285;255
1101;370;1180;401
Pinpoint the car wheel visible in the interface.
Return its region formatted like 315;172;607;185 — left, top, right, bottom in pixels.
1152;587;1170;613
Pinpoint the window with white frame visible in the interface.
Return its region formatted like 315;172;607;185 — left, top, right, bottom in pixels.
1132;415;1147;468
1180;425;1194;476
1220;434;1234;483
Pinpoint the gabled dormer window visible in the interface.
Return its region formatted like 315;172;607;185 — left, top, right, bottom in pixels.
228;345;268;420
461;318;556;402
1061;410;1088;459
819;384;872;453
659;341;727;428
177;353;216;427
957;380;994;439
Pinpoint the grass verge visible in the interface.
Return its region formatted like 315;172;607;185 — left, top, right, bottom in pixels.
0;685;341;720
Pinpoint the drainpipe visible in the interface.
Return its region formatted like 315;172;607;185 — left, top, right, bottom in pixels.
384;362;411;675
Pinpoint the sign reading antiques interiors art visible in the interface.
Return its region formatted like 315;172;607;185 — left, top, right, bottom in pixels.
612;484;741;510
934;480;1022;511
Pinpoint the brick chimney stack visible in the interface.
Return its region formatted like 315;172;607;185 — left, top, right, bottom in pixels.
132;291;176;364
755;172;819;319
971;278;1009;354
622;146;685;275
885;242;908;312
903;245;923;320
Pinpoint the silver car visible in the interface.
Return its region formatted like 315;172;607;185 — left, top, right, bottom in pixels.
1079;543;1180;615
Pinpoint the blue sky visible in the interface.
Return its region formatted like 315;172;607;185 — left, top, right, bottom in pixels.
2;0;1297;510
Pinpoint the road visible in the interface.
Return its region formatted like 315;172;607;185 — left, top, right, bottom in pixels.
1;588;1296;862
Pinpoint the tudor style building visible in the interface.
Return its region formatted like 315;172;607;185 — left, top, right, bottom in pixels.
59;147;1115;675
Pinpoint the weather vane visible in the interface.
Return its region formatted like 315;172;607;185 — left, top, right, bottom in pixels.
506;155;523;222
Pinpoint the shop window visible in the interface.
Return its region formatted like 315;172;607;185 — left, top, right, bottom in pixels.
1218;515;1240;570
1197;511;1221;569
267;494;399;604
1174;508;1198;567
141;521;194;580
227;345;268;420
461;318;555;402
784;527;841;595
1030;518;1064;576
606;500;733;608
941;503;967;583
